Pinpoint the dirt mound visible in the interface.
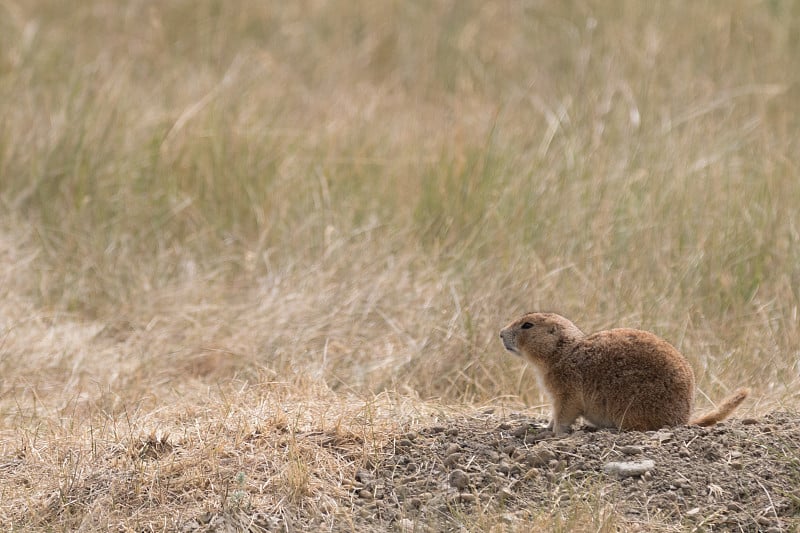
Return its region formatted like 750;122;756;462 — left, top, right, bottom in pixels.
346;411;799;532
183;412;799;532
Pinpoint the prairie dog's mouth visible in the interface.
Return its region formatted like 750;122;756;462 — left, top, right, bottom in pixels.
501;335;519;355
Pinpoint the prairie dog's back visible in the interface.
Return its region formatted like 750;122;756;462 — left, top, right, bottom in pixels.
568;328;695;430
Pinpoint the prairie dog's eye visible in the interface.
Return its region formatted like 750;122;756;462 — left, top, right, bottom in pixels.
521;322;533;330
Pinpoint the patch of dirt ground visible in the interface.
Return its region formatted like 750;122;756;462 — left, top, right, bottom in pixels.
188;412;800;532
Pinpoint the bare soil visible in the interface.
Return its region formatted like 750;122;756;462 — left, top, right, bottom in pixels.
183;411;799;532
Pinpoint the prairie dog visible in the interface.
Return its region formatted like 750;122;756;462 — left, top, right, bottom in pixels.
499;312;749;434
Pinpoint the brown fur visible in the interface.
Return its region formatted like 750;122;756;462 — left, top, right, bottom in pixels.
499;312;748;435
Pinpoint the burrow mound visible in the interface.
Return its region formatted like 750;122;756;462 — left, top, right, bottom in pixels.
348;411;799;532
183;412;799;532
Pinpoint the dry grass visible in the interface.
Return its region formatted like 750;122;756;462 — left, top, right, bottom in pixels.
1;0;799;530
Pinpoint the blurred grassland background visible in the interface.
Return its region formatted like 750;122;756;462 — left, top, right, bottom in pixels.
0;0;799;528
2;0;800;408
2;0;800;410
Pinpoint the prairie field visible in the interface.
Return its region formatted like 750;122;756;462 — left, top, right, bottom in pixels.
1;1;799;531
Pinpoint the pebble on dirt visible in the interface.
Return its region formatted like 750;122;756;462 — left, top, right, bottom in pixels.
603;459;656;479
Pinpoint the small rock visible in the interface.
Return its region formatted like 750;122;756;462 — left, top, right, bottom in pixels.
526;449;556;467
444;453;462;467
483;450;500;462
619;445;643;456
686;507;700;516
449;469;470;490
458;493;476;503
741;418;758;425
446;428;459;437
603;459;655;479
358;489;374;500
653;431;673;443
398;518;415;533
445;443;461;456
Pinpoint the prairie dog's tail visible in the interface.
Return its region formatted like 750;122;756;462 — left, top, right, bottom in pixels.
690;388;750;426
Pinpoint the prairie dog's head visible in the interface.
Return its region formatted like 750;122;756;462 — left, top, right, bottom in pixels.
499;312;585;363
